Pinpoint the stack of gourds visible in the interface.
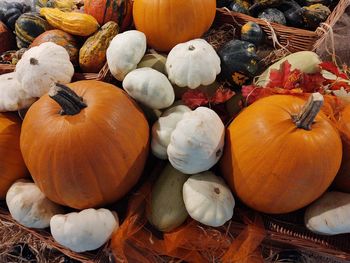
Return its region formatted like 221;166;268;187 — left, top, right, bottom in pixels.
1;0;350;258
0;0;129;73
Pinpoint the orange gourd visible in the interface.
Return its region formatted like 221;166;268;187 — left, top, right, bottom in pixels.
220;93;342;214
84;0;133;31
30;29;79;65
132;0;216;52
20;80;149;209
334;104;350;192
0;113;28;199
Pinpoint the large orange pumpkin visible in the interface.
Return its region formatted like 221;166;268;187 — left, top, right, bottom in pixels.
20;80;149;209
333;104;350;192
0;113;28;199
84;0;133;31
220;93;342;214
132;0;216;52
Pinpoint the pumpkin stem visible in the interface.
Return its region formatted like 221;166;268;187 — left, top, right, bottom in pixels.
293;92;324;130
188;45;195;51
49;83;87;115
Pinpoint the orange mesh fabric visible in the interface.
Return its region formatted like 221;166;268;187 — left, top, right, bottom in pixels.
110;181;266;262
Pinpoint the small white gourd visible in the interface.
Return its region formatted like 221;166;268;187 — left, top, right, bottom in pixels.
6;180;64;229
305;191;350;235
151;104;191;159
123;67;175;109
15;42;74;98
50;208;119;252
167;107;225;174
183;171;235;227
0;72;35;112
106;30;146;81
166;39;221;89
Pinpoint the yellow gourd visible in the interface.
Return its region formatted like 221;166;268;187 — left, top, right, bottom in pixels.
40;8;99;37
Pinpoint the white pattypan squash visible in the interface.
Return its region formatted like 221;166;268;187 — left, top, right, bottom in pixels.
167;107;225;174
50;208;119;252
305;192;350;235
15;42;74;98
183;172;235;227
0;72;36;112
151;104;191;159
6;180;64;229
166;39;221;89
107;30;146;81
123;67;175;109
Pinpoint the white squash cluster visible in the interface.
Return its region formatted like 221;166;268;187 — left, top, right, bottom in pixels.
0;42;74;112
6;180;119;252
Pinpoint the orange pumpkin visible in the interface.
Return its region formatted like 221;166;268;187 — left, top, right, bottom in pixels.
84;0;133;31
20;80;149;209
333;104;350;192
133;0;216;52
0;113;28;199
220;93;342;214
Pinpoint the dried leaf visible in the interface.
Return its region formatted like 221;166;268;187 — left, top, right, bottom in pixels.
330;81;350;91
182;87;235;109
267;61;294;89
210;87;235;104
320;62;349;80
299;73;325;93
242;85;303;105
182;90;209;109
241;85;274;105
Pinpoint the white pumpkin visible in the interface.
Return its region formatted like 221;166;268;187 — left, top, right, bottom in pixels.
166;39;221;89
167;107;225;174
6;180;64;229
106;30;146;81
183;171;235;227
151;104;191;159
305;192;350;235
50;208;119;252
123;67;175;109
15;42;74;98
0;73;36;112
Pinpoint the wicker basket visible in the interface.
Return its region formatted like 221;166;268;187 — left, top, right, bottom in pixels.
215;0;350;52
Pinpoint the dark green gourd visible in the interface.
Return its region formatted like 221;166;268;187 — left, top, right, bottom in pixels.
15;12;51;49
218;40;259;87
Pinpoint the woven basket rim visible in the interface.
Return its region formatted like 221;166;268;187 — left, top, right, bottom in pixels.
216;8;318;36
